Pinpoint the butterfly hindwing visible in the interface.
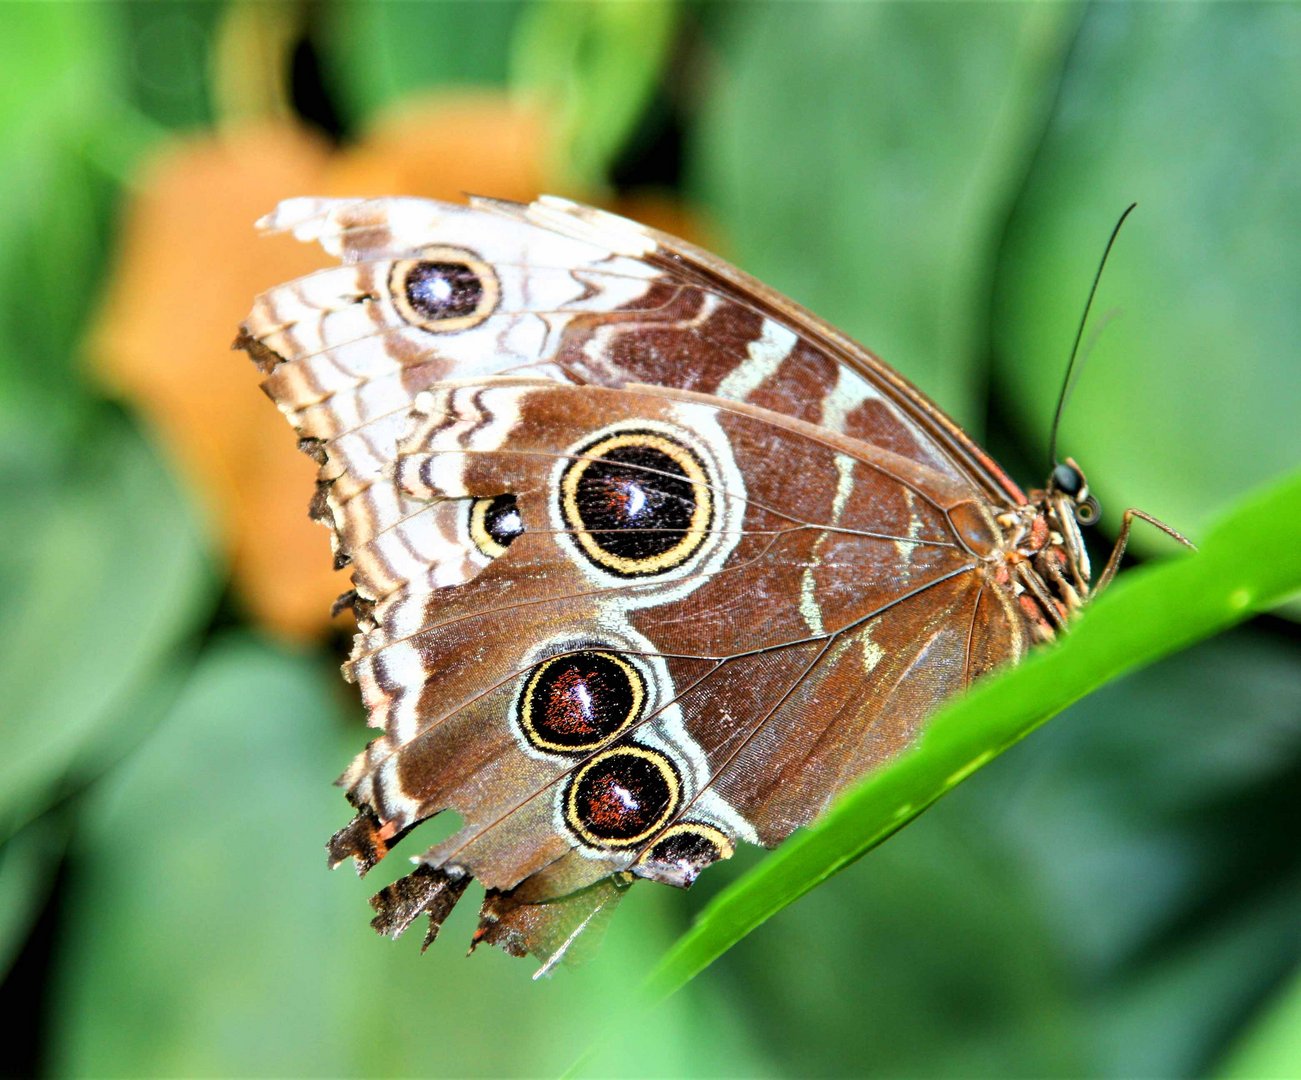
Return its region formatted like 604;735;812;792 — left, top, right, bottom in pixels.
339;380;1017;959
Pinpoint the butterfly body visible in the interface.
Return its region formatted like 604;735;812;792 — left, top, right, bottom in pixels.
238;195;1096;971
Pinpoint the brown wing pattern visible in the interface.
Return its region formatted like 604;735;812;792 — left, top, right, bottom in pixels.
237;196;1029;972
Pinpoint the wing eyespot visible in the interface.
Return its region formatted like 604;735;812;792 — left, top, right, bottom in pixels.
635;822;734;888
515;650;645;755
468;494;524;559
563;745;681;849
389;247;499;333
559;430;712;577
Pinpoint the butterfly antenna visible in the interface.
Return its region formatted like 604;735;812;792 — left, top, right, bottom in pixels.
1048;201;1138;469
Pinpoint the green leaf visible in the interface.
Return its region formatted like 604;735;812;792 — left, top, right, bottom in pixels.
993;4;1301;551
988;624;1301;983
1094;880;1301;1078
118;1;224;131
0;816;69;981
701;817;1091;1076
1217;960;1301;1079
0;3;123;469
692;3;1080;427
50;637;363;1077
0;417;214;840
637;465;1301;1004
319;1;526;129
510;0;677;191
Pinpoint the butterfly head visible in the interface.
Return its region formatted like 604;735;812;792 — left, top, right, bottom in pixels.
1007;456;1100;632
1047;457;1101;527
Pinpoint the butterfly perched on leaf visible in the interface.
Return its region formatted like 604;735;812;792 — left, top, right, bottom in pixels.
236;195;1145;975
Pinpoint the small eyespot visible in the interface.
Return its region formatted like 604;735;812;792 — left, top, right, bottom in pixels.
469;494;523;559
389;247;499;333
563;745;680;848
636;822;734;888
517;651;645;754
559;430;712;577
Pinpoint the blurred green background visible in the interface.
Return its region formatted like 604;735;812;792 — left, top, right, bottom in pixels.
1;2;1298;1077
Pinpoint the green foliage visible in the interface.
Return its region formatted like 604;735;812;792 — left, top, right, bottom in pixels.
320;1;526;128
322;0;676;190
994;4;1301;549
0;417;214;844
0;818;68;977
511;0;678;190
1219;964;1301;1079
0;415;213;984
0;3;123;470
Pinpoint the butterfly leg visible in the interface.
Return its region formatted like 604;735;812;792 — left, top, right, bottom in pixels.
1096;508;1197;593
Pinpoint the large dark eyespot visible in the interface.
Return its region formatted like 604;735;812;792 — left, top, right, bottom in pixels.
469;494;523;559
1051;462;1084;496
559;431;711;577
564;746;680;848
636;822;734;888
389;247;498;333
517;651;644;754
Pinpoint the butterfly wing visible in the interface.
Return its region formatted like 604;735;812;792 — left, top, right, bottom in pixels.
244;194;1025;503
238;196;1028;969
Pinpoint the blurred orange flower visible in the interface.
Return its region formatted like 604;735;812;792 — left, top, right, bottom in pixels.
91;91;705;640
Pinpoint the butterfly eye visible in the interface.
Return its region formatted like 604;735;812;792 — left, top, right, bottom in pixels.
1051;461;1084;496
516;651;645;754
389;247;498;333
563;745;681;848
1074;495;1102;525
560;430;713;577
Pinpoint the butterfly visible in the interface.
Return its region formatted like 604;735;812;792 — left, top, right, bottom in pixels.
236;195;1170;975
